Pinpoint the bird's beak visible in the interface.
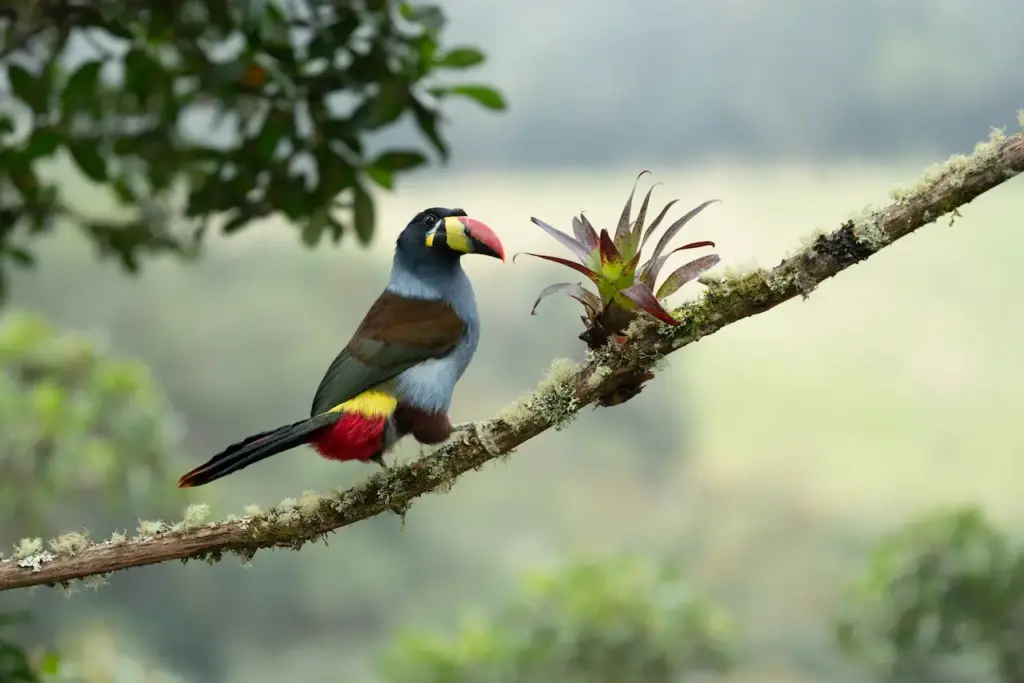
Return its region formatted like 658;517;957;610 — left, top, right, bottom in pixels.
426;216;505;261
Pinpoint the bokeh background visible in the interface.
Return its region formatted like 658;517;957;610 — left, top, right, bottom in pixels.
3;1;1024;682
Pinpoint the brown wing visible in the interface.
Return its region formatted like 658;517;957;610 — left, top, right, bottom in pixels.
309;291;466;416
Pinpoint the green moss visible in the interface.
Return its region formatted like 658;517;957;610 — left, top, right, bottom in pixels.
49;532;89;556
297;490;324;520
82;574;109;590
185;503;212;526
498;358;581;431
136;519;168;537
587;365;612;388
847;204;888;249
13;538;43;559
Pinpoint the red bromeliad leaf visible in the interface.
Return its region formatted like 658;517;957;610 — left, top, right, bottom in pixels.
639;240;717;286
614;170;649;255
619;282;680;326
598;229;621;269
656;254;722;299
571;214;598;251
529;217;593;263
513;252;602;283
640;199;681;250
648;199;720;270
530;281;600;317
629;181;660;256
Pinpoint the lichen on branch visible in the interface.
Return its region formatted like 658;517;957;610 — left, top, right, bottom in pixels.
0;119;1021;594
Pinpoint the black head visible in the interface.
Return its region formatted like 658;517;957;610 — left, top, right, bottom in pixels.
395;207;505;267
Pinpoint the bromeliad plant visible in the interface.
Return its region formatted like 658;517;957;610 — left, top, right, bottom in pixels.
518;172;721;350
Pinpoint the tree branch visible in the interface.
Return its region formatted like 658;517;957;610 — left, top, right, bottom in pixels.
1;125;1022;593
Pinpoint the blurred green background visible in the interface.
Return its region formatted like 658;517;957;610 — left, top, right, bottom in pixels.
2;0;1024;682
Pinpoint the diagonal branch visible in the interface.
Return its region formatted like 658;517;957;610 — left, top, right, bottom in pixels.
1;124;1022;593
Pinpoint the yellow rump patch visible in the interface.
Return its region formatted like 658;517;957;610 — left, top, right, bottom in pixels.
329;389;398;418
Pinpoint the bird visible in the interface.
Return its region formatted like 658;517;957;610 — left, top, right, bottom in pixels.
177;207;505;488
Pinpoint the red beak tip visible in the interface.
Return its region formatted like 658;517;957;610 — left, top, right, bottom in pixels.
463;217;505;261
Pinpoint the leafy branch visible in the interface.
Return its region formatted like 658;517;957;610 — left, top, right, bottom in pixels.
0;120;1020;593
0;0;505;289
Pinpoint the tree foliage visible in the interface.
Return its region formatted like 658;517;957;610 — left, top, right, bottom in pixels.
0;310;179;525
0;0;505;292
837;506;1024;683
0;611;69;683
380;556;735;683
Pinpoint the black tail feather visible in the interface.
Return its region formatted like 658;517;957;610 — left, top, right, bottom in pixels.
178;413;337;488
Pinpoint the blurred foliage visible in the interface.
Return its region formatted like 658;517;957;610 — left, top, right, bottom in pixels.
0;0;505;291
381;556;734;683
0;310;180;525
0;611;72;683
836;506;1024;683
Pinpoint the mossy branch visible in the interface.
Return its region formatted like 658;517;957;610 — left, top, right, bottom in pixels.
1;124;1022;594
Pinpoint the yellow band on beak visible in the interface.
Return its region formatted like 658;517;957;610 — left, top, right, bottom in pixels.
442;215;471;253
424;216;472;253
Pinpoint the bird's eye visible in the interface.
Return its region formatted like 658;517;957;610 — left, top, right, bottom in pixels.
423;213;439;225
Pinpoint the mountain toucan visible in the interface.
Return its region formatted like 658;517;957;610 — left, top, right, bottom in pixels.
177;207;505;488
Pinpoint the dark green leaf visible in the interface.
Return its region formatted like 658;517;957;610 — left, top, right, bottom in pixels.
401;3;447;33
353;183;375;244
435;47;485;69
61;60;103;115
123;49;160;105
257;110;289;161
6;65;37;110
5;246;35;266
301;211;328;246
101;19;133;39
267;175;310;221
440;84;506;110
315;147;357;200
410;99;449;160
0;114;14;137
353;81;409;130
371;150;428;173
365;166;394;190
222;210;253;234
309;15;359;59
24;129;61;160
67;142;108;182
110;176;137;204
